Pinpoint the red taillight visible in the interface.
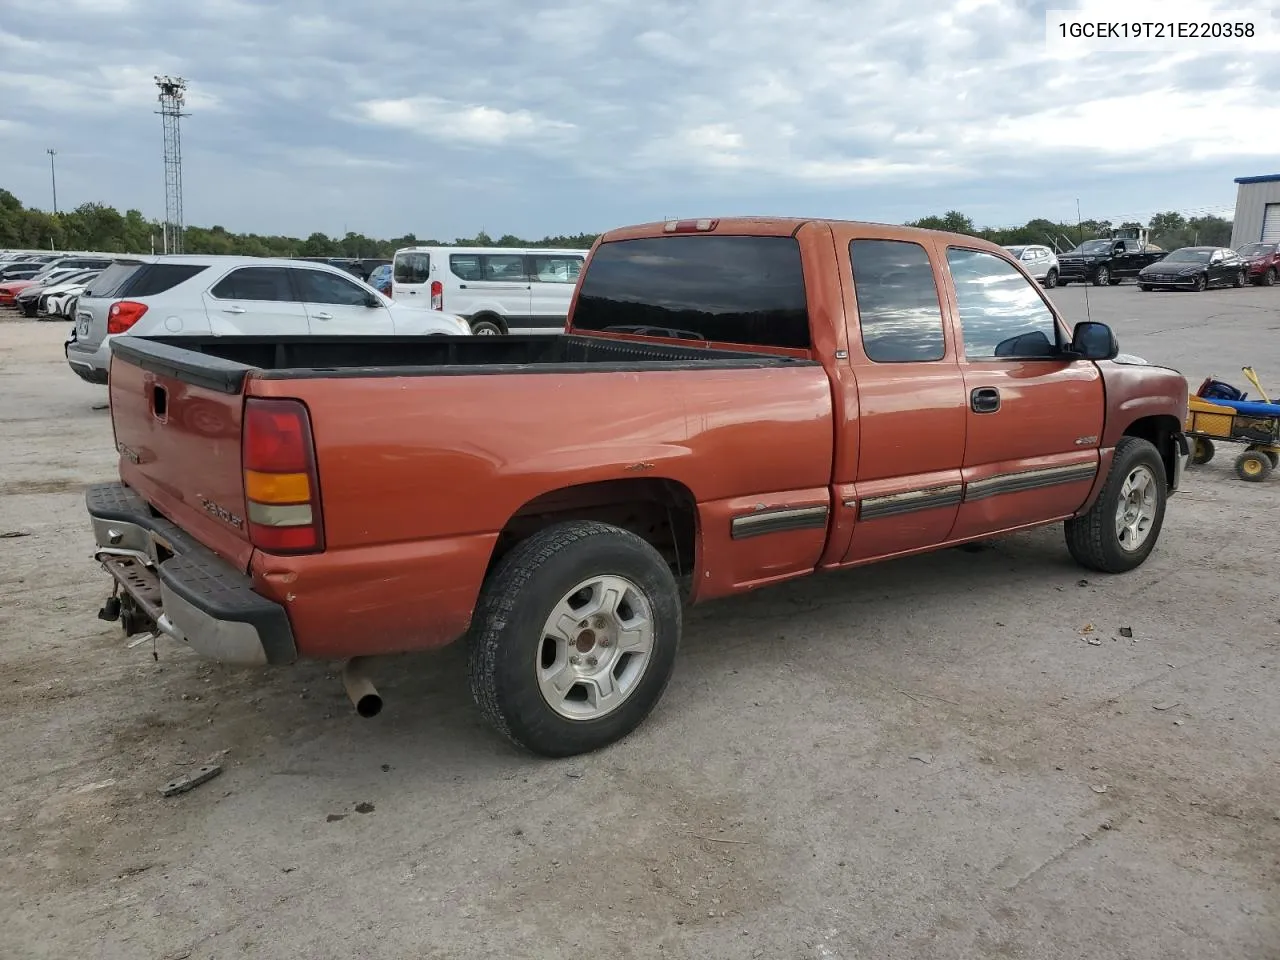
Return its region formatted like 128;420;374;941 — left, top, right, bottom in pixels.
663;218;719;234
107;300;148;334
242;398;324;554
430;280;443;310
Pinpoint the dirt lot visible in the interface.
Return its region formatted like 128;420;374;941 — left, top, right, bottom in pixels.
2;287;1278;959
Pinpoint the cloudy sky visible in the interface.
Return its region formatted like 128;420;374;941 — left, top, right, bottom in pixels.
1;0;1278;241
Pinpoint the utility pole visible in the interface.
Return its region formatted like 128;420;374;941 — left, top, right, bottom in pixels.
47;148;58;214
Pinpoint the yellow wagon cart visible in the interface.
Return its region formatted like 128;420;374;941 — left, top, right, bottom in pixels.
1185;367;1280;482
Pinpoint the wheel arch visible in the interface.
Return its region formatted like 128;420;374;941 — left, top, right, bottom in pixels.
487;477;700;597
468;311;508;334
1121;414;1183;489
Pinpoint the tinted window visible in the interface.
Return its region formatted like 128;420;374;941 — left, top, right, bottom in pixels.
84;261;142;298
294;269;371;306
393;252;429;284
483;254;527;281
850;239;946;362
530;254;583;284
572;236;810;348
210;267;294;302
122;264;209;297
450;254;482;281
946;248;1061;359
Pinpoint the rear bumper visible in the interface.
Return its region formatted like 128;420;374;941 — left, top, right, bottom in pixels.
86;482;297;666
65;336;110;384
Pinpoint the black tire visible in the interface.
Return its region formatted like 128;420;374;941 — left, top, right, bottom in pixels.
1233;269;1245;288
1263;267;1276;287
1140;284;1152;291
1065;436;1168;574
1044;268;1058;289
1234;450;1273;482
1092;265;1109;286
468;520;681;757
1192;273;1206;292
1058;279;1070;286
1190;437;1215;465
1108;276;1122;286
468;315;505;336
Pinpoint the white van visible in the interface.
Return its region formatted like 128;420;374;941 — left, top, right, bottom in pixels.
391;246;587;335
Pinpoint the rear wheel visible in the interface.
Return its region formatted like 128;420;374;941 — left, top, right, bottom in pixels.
468;520;682;757
1065;437;1167;573
1263;267;1277;287
1235;450;1274;482
1190;437;1215;465
1192;273;1206;292
1044;268;1058;289
1093;265;1110;286
1233;269;1246;288
469;315;504;336
1245;445;1279;469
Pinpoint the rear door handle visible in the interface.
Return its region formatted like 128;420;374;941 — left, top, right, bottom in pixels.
222;305;245;314
313;312;333;320
971;387;1001;413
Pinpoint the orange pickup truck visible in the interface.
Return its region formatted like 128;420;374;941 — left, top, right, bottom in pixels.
85;217;1190;756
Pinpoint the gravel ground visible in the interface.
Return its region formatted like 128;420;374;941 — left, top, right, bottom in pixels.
2;286;1278;960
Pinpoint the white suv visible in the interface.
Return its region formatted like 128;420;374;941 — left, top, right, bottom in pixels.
391;245;587;335
1001;244;1060;288
65;255;470;384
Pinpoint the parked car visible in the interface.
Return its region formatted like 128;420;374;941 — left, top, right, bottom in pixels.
367;263;392;296
14;269;98;317
1235;241;1279;286
392;245;587;335
1057;232;1166;285
1137;247;1247;292
1002;244;1060;287
34;271;101;320
83;216;1190;757
0;262;44;284
64;255;471;385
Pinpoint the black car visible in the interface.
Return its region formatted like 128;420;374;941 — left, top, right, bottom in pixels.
1136;246;1247;292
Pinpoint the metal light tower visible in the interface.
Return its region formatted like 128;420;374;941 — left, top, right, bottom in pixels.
46;148;58;213
155;76;189;254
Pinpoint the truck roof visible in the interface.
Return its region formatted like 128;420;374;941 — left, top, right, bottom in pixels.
599;217;1009;254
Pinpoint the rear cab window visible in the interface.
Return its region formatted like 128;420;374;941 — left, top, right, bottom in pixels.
849;239;946;362
571;235;810;349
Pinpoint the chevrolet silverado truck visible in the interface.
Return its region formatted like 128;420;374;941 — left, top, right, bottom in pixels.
1057;231;1167;286
84;217;1190;757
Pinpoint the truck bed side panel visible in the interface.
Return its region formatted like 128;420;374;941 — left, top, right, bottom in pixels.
247;364;834;656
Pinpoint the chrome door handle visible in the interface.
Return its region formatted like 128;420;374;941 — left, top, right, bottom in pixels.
222;305;245;314
313;312;333;320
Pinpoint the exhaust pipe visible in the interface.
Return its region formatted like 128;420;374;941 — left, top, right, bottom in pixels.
341;657;382;718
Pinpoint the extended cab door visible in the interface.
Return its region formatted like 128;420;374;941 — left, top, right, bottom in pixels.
290;267;395;334
942;246;1104;541
203;266;309;334
837;233;968;563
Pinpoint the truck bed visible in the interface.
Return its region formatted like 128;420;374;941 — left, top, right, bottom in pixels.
110;334;812;393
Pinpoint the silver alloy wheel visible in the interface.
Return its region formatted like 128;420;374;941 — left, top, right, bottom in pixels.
1115;464;1158;551
536;575;655;721
475;327;498;335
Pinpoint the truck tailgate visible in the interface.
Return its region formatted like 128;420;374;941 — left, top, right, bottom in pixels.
108;347;254;572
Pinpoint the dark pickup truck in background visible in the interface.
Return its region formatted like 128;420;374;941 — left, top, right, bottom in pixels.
1057;234;1167;286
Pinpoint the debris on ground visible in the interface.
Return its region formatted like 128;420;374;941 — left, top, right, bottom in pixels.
908;753;934;765
1091;785;1109;794
1119;626;1134;638
1085;637;1103;646
355;802;375;814
1081;623;1096;634
1154;701;1181;711
1077;579;1090;588
326;814;346;823
0;530;32;538
158;763;222;798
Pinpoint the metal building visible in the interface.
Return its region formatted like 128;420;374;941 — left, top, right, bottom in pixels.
1229;173;1280;248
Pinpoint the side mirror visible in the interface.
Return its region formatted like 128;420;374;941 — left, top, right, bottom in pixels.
365;295;381;308
1070;321;1118;360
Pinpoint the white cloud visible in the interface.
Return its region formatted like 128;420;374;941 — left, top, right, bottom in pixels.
355;96;576;146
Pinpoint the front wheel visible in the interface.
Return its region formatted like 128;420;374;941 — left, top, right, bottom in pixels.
469;316;504;335
1263;267;1276;287
1065;436;1167;573
1044;268;1058;289
1233;269;1245;288
468;520;682;757
1235;450;1273;482
1192;273;1206;292
1093;265;1110;286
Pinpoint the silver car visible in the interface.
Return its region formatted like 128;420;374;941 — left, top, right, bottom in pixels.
65;255;472;385
1002;244;1060;288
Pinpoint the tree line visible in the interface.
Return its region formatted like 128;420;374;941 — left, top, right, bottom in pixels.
1;187;1233;259
906;209;1234;252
